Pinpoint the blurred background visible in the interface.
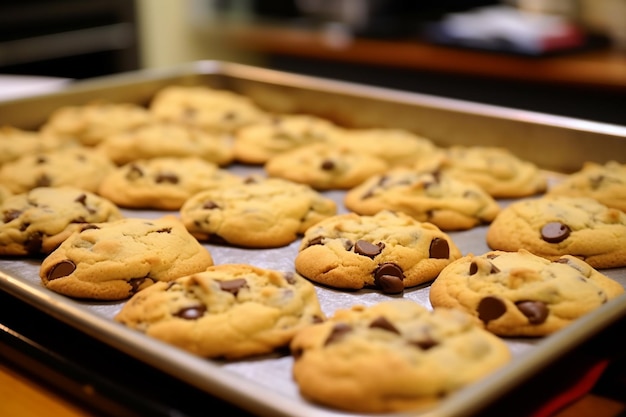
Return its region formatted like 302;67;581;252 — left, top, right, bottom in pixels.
0;0;624;125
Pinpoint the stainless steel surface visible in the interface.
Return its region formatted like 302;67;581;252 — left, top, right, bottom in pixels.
0;61;625;417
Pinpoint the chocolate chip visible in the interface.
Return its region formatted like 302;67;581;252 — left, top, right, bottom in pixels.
410;336;438;350
469;260;500;275
3;209;21;223
429;238;449;259
155;172;179;184
284;271;296;284
515;300;549;324
36;174;51;187
75;194;87;205
354;240;384;258
126;164;143;180
47;260;76;280
36;156;47;164
155;227;172;233
477;296;506;323
219;278;247;295
25;232;43;254
369;316;399;334
374;263;405;294
324;323;352;346
128;277;148;294
590;175;604;190
307;236;324;247
202;200;219;210
174;305;207;320
541;222;571;243
320;159;335;170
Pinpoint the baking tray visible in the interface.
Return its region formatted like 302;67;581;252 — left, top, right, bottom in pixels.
0;60;625;417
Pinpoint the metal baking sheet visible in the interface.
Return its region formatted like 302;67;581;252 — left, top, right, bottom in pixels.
0;61;625;417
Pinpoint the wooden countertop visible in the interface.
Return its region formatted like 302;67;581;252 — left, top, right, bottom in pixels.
219;22;626;92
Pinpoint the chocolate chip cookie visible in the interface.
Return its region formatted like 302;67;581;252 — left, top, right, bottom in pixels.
344;168;501;231
264;142;389;190
0;147;116;194
97;121;235;166
40;101;154;146
149;85;267;133
290;299;511;413
296;210;462;293
0;125;72;165
486;196;626;268
0;187;123;256
413;145;548;198
334;127;439;167
233;113;342;165
39;215;214;300
547;160;626;212
97;157;243;210
429;249;624;337
180;176;337;248
115;264;325;359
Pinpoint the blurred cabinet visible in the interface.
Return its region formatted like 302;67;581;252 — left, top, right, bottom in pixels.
0;0;139;79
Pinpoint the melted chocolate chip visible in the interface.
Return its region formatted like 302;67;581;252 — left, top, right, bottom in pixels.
174;305;207;320
75;194;87;205
47;260;76;280
515;300;549;324
320;159;335;170
369;316;399;334
324;323;352;346
354;240;384;258
477;296;507;323
126;164;143;180
25;232;43;254
202;200;220;210
155;172;179;184
541;222;571;243
36;174;52;187
129;277;148;294
3;209;21;223
429;238;449;259
410;336;438;350
219;278;247;295
155;227;172;233
284;271;296;284
374;263;405;294
307;236;324;247
374;263;404;294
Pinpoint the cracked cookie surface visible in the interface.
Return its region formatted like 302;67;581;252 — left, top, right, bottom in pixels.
0;186;123;256
429;249;624;336
264;142;389;190
296;210;462;293
486;196;626;268
344;168;501;231
180;176;337;248
547;160;626;212
413;145;547;198
0;147;115;194
115;263;325;359
98;157;243;210
39;215;214;300
290;299;510;413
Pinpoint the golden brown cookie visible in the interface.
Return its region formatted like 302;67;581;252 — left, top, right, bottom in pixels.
0;187;123;256
344;168;501;231
115;264;325;359
429;249;624;337
486;196;626;268
97;157;243;210
547;160;626;212
290;300;510;413
264;142;389;190
296;210;462;293
39;216;214;300
180;176;337;248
